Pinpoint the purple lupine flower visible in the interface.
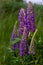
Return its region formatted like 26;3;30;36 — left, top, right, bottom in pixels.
18;8;30;36
11;23;18;41
24;9;30;36
30;10;35;32
11;22;19;50
18;8;24;35
20;27;28;56
27;2;36;54
12;43;19;50
18;1;35;35
29;41;36;54
27;1;36;32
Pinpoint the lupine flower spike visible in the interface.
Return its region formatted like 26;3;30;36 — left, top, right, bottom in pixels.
11;1;36;56
18;8;24;35
24;9;30;36
28;1;36;54
27;1;36;32
20;27;28;56
11;21;18;41
29;41;36;54
29;29;38;54
11;21;19;50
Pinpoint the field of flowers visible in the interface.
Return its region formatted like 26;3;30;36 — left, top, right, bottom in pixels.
0;0;43;65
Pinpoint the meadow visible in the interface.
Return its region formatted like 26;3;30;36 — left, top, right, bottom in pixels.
0;0;43;65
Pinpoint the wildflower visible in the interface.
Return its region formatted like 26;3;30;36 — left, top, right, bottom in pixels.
20;27;28;56
27;1;36;32
11;22;19;50
12;43;19;50
29;29;38;54
24;10;30;36
24;9;30;36
18;8;24;35
29;41;36;54
11;22;18;41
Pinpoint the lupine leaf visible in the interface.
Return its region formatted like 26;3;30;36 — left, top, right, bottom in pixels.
12;38;20;44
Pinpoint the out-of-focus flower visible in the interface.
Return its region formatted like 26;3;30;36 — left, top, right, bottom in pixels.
20;27;28;56
29;28;38;54
11;22;18;41
12;43;19;50
29;41;36;54
11;22;19;50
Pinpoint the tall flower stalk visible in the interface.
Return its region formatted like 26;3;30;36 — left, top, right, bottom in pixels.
20;27;28;56
27;1;36;32
27;1;36;54
18;8;24;35
11;21;18;41
11;1;36;56
11;21;19;50
24;9;30;36
18;2;36;36
29;29;38;54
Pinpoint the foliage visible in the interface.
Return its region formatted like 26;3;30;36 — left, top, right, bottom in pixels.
0;0;43;65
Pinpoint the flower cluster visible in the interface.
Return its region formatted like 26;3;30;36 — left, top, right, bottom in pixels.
18;2;35;36
11;1;36;56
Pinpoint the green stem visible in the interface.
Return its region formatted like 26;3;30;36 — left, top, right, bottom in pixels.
31;29;38;43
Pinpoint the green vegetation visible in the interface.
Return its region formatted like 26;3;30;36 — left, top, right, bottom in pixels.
0;0;43;65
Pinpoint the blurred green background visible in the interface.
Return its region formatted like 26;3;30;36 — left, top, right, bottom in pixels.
0;0;43;65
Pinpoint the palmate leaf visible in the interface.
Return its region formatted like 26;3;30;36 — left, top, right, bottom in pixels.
12;38;20;44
